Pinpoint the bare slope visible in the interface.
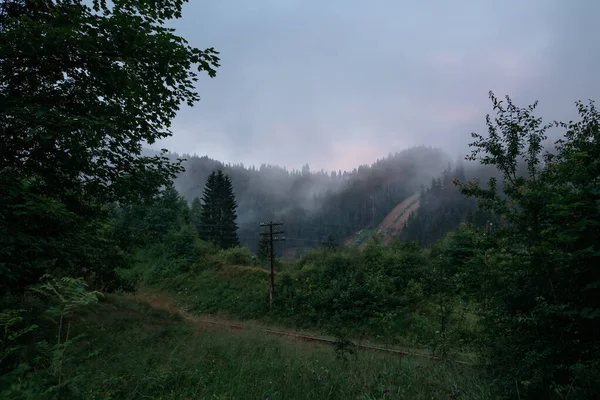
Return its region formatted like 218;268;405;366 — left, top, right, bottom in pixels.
376;192;420;243
346;192;420;247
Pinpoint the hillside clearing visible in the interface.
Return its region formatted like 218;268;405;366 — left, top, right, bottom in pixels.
345;192;420;247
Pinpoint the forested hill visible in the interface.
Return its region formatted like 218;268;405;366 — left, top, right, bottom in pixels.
399;142;559;246
152;146;452;254
399;162;500;245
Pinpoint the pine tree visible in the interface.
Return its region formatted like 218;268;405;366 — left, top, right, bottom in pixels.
199;172;219;242
190;197;203;235
218;171;240;248
199;170;239;248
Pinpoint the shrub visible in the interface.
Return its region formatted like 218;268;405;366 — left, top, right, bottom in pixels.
217;246;256;266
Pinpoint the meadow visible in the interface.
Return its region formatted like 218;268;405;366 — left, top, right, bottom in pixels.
59;294;491;399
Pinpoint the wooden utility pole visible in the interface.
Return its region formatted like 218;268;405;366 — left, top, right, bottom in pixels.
259;221;284;311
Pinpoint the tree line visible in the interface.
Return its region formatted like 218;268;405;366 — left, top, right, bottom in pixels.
169;146;452;254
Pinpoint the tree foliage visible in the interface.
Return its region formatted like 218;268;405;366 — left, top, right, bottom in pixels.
0;0;219;291
198;170;240;249
1;0;219;203
456;92;600;398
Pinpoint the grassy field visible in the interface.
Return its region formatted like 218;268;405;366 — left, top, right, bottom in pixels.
141;262;478;356
62;293;492;400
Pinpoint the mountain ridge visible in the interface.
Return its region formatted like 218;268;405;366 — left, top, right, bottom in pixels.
144;146;452;252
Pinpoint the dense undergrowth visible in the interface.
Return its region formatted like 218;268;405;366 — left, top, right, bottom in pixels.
127;235;480;357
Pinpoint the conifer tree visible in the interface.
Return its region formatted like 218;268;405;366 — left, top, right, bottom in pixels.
190;197;203;235
218;171;240;248
199;170;239;248
199;172;218;242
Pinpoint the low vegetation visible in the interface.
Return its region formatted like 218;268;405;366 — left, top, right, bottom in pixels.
3;293;490;399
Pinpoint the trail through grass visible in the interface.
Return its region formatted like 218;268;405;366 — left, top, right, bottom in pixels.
67;293;492;399
133;287;475;365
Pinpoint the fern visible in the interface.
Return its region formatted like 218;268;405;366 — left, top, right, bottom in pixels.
29;274;102;386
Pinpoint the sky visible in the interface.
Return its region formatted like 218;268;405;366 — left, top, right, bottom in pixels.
153;0;599;172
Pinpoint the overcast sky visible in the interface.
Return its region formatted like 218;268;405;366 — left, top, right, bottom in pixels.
153;0;599;172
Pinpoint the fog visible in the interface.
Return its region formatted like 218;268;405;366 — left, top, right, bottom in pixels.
150;0;599;172
152;146;452;250
139;0;599;251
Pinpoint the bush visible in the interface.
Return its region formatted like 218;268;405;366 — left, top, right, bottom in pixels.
120;226;220;286
217;246;256;266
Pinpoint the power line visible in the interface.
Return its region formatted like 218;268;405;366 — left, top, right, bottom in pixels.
260;221;284;311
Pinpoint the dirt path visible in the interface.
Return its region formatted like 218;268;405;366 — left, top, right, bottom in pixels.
230;264;276;274
130;289;471;365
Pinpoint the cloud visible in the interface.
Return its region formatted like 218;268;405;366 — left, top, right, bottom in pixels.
329;141;385;171
153;0;599;171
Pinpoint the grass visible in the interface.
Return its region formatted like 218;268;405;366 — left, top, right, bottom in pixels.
66;294;492;399
164;265;271;319
132;263;480;363
132;287;477;365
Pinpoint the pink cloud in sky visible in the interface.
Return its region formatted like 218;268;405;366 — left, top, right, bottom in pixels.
327;141;384;171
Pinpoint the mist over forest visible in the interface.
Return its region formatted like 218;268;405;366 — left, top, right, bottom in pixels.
142;145;504;254
151;147;449;252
